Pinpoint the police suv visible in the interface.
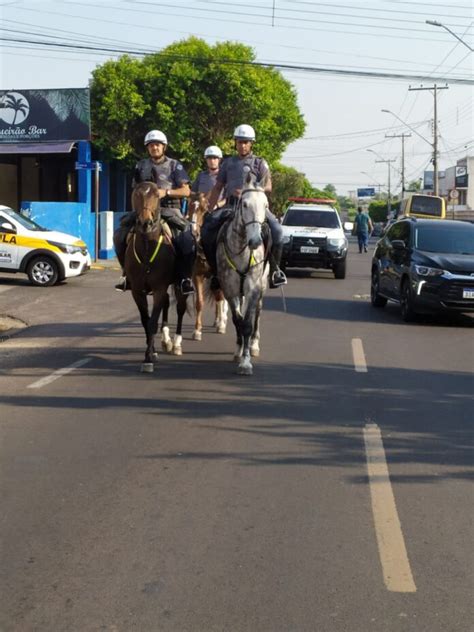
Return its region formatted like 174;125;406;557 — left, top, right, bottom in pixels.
281;198;348;279
0;205;91;286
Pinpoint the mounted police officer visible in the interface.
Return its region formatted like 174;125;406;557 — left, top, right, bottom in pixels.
201;124;287;290
191;145;224;197
113;129;196;295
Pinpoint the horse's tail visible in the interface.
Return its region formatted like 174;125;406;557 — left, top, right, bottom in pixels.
203;279;224;304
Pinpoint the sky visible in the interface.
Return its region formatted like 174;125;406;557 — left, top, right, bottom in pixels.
0;0;473;197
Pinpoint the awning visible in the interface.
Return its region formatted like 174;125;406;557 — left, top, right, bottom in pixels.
0;142;76;154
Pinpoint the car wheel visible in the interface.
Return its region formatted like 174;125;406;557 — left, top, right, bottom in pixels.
400;278;417;322
371;269;387;307
333;259;346;279
27;256;59;287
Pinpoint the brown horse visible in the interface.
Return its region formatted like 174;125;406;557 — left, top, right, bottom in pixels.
124;182;188;372
188;193;228;341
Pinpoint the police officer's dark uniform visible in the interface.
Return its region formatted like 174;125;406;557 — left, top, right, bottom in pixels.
113;144;196;295
201;151;286;289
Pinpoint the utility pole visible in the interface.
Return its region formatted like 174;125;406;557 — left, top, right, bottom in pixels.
385;133;411;198
408;84;449;196
375;159;396;216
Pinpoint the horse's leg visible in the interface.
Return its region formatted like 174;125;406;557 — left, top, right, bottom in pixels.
161;291;173;352
132;290;152;370
250;292;263;357
142;289;168;372
238;289;261;375
214;289;227;334
193;275;203;341
173;290;188;356
227;297;244;362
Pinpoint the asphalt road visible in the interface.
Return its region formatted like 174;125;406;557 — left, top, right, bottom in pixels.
1;242;473;632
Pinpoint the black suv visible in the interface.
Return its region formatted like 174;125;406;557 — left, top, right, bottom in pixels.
371;218;474;321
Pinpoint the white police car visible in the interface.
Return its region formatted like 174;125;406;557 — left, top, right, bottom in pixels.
281;198;348;279
0;205;91;286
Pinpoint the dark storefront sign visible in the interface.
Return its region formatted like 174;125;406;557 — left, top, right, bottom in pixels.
423;171;434;191
455;165;468;188
0;88;90;143
357;187;376;198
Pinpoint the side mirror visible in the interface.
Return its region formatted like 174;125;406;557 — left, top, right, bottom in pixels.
344;221;354;232
0;221;16;234
391;239;405;250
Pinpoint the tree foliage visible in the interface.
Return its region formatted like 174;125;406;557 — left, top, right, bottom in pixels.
90;37;305;174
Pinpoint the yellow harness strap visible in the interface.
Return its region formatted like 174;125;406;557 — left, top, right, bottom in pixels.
133;233;163;264
224;244;257;273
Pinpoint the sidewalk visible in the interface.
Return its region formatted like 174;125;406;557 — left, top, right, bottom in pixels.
90;257;121;271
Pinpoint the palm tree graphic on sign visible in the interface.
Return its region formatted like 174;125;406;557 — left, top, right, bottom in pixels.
0;92;30;125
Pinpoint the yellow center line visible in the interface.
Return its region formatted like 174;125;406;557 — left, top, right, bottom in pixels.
364;423;417;593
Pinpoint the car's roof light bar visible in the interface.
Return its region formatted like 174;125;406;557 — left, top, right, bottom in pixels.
288;197;336;204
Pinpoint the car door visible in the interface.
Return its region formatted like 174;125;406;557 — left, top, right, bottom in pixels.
377;225;396;296
387;221;411;298
0;213;19;269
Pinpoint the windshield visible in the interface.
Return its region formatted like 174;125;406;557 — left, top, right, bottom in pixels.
0;207;46;231
410;195;443;217
283;209;340;228
415;224;474;255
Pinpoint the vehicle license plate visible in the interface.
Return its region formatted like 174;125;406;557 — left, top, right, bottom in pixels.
300;246;319;253
462;288;474;299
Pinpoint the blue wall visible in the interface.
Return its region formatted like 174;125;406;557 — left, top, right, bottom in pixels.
21;201;95;256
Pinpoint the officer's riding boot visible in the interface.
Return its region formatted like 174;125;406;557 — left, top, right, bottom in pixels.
201;231;220;291
269;243;287;289
175;251;195;296
113;226;130;292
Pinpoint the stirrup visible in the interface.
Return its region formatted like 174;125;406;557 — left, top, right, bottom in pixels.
180;278;195;295
115;276;128;292
270;270;287;288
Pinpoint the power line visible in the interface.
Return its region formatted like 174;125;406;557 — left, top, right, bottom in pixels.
0;35;472;84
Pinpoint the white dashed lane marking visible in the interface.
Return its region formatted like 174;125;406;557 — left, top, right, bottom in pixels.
27;357;92;389
351;338;368;372
364;423;417;593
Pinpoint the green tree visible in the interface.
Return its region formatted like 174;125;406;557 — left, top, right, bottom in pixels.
90;37;305;172
406;178;422;192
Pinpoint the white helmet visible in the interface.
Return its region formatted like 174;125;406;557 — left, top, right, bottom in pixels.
144;129;168;146
233;124;255;141
204;145;222;158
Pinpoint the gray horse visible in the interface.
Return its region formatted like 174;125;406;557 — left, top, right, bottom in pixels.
216;174;269;375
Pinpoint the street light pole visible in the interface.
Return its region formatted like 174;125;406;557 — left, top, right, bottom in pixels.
408;85;448;196
367;149;396;216
385;132;411;197
426;20;474;52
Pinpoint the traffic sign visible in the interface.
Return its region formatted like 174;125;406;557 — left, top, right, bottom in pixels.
75;161;102;171
449;189;459;200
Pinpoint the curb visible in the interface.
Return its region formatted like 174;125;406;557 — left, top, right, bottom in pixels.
90;263;121;271
0;315;28;343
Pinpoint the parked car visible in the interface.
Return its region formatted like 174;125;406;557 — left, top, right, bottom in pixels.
281;199;348;279
371;217;474;321
0;205;91;286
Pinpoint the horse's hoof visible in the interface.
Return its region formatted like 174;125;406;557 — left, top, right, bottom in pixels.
162;340;173;353
141;363;154;373
217;325;226;334
237;364;253;376
193;330;202;341
173;346;183;356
